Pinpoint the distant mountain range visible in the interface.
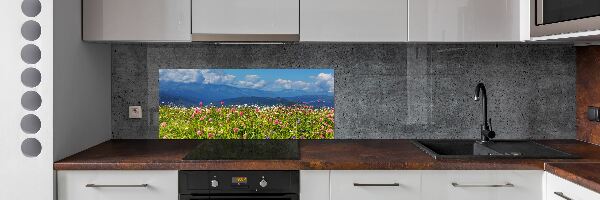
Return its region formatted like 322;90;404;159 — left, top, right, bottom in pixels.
159;81;334;108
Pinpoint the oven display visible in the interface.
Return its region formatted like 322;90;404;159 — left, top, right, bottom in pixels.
232;177;248;186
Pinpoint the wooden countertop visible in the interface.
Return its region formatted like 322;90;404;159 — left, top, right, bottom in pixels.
545;162;600;194
54;139;600;171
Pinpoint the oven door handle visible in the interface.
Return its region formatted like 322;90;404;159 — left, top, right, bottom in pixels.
180;194;298;200
179;195;209;200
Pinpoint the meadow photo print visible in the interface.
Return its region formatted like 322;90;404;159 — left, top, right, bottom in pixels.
159;69;334;139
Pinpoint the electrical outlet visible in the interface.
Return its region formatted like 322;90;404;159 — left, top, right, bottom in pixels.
129;106;142;119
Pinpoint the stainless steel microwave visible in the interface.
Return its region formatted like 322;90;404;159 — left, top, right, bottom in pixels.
532;0;600;37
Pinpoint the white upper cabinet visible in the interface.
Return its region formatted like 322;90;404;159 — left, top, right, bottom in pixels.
300;0;408;42
191;0;300;41
83;0;191;42
409;0;530;42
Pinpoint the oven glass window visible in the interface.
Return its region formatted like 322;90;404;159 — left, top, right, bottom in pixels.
541;0;600;25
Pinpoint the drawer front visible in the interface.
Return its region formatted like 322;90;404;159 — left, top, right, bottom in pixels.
422;170;543;200
330;170;420;200
57;170;178;200
545;172;600;200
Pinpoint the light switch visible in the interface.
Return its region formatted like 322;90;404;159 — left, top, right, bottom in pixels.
129;106;142;119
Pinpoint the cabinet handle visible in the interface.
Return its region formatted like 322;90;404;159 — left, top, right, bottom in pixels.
353;183;400;187
85;184;149;188
451;182;514;188
553;192;573;200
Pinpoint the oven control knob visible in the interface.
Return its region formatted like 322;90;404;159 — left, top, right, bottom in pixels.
259;179;268;188
211;180;219;188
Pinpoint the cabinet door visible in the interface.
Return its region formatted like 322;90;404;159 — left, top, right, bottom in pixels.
300;170;330;200
83;0;191;42
409;0;529;42
192;0;299;39
421;170;543;200
301;0;408;42
330;170;420;200
545;172;600;200
57;170;178;200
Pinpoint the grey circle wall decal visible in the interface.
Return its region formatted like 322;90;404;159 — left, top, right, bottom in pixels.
21;68;41;87
21;20;41;41
21;44;41;64
21;0;41;17
21;138;42;157
21;91;42;111
20;114;41;134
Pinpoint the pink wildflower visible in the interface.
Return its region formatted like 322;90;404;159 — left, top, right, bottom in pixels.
233;127;239;133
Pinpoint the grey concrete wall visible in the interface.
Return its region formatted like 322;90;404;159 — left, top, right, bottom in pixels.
112;43;576;139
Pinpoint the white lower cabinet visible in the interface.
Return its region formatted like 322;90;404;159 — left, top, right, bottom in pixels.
545;172;600;200
330;170;421;200
421;170;543;200
301;170;330;200
57;170;178;200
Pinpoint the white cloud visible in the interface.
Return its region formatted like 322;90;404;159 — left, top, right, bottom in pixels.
159;70;334;93
272;73;334;93
159;69;201;83
234;74;266;89
245;75;260;82
313;73;334;93
237;80;267;89
274;79;312;90
199;70;236;84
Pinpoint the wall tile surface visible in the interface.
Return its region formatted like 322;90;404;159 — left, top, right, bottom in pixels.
112;44;576;139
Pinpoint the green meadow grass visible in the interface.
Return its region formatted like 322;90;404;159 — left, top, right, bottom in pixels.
159;105;334;139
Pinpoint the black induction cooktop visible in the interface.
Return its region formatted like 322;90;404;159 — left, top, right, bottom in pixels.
183;140;300;160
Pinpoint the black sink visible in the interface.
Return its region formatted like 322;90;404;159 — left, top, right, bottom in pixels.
412;140;578;160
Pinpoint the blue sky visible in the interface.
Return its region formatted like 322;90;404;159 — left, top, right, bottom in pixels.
159;69;334;93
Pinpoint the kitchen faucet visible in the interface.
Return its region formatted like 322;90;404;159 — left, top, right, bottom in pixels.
474;83;495;142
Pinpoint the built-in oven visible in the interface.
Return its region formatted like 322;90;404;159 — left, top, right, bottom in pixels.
179;171;299;200
532;0;600;37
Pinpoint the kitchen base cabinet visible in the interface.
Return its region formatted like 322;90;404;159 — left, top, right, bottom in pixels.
421;170;543;200
57;170;178;200
545;172;600;200
300;170;330;200
330;170;421;200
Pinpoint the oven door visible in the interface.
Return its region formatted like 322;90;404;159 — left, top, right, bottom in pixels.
180;194;299;200
532;0;600;37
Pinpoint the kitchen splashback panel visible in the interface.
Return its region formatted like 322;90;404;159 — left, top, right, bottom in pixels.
158;69;334;139
112;43;575;139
